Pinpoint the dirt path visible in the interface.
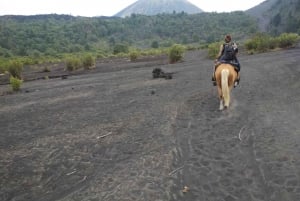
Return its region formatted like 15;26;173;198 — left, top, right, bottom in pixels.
174;49;300;201
0;48;299;201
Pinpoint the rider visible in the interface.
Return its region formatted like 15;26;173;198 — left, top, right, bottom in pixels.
212;34;240;87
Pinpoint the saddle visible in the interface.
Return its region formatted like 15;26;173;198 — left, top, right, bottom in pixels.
216;60;240;73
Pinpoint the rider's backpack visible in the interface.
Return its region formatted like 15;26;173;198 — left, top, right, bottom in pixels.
222;43;236;61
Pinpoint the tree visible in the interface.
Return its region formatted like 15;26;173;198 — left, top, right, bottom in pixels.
113;43;129;54
151;41;159;48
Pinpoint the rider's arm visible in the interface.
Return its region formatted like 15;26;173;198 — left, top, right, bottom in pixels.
216;44;224;60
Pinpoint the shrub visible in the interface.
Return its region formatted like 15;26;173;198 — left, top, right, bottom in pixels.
7;60;23;79
207;42;222;59
267;37;279;49
113;43;129;54
129;51;139;61
168;44;185;63
65;57;81;71
82;54;95;69
10;76;23;91
245;33;274;52
244;39;257;51
0;60;8;73
277;33;299;48
97;53;106;59
151;41;159;48
144;48;161;56
245;33;299;53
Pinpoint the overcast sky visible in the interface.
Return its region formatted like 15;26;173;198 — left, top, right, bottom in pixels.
0;0;266;17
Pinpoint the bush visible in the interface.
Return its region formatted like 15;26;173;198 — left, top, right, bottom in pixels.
129;51;139;61
244;39;256;51
97;53;106;59
277;33;299;48
0;60;8;73
10;76;23;91
245;33;300;53
267;37;279;49
65;57;81;71
168;44;185;63
245;33;271;52
151;41;159;48
207;42;222;59
82;54;95;69
8;60;23;79
113;43;129;54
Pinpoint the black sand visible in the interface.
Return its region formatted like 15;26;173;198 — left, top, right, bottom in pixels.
0;48;300;201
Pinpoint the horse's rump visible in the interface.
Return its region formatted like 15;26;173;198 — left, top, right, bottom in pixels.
215;63;237;109
215;64;237;88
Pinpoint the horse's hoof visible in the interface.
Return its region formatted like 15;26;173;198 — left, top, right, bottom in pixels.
224;106;228;110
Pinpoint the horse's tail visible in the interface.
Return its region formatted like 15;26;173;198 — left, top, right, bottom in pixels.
221;69;230;107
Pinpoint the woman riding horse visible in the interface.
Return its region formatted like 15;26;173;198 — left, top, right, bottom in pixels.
212;34;240;87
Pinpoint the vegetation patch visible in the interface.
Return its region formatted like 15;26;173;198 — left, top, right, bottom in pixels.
82;54;96;69
65;57;81;71
10;76;23;91
7;60;23;79
207;42;222;59
168;44;185;63
129;50;140;61
245;33;299;53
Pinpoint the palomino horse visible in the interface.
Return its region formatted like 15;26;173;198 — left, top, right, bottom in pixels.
215;63;237;110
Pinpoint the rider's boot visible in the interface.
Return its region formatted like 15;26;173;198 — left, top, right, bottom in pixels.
212;74;216;86
212;66;217;86
234;72;240;87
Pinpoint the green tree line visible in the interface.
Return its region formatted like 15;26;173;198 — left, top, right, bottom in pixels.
0;12;258;58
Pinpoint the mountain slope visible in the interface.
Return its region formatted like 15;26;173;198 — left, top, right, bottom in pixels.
246;0;277;32
115;0;203;17
246;0;300;34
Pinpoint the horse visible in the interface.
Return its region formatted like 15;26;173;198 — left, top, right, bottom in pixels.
215;63;237;110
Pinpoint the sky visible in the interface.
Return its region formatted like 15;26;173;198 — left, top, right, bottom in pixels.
0;0;266;17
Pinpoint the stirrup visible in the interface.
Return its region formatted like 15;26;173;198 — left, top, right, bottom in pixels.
234;80;239;88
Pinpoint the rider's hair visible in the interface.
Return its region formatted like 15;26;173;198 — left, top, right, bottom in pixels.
225;34;231;43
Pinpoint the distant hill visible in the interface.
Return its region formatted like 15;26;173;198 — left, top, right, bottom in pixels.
115;0;203;17
246;0;300;34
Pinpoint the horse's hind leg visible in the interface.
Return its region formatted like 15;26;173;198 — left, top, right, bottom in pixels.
219;99;224;110
217;87;224;110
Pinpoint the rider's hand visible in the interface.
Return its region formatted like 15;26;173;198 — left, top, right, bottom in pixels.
233;43;238;50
